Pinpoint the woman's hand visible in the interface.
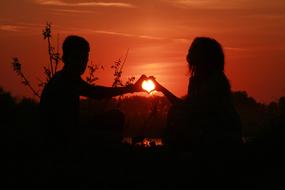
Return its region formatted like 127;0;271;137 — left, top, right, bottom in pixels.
148;76;161;91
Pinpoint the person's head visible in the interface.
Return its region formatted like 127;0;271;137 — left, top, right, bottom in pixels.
62;35;90;75
186;37;224;76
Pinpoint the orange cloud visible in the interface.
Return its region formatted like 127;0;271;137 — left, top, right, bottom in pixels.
35;0;136;8
0;24;26;32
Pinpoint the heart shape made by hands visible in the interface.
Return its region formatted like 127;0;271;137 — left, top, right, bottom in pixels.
142;79;156;93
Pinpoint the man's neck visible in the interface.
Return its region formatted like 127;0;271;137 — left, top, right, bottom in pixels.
62;66;80;78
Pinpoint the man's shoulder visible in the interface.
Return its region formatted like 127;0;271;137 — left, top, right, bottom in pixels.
41;71;68;94
47;71;71;86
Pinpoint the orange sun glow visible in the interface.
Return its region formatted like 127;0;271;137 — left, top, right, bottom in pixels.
142;79;156;93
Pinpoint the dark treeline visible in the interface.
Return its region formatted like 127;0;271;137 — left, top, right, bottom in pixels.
3;87;284;143
1;86;285;186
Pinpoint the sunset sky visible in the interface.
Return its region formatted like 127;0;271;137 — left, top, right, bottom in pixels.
1;0;285;103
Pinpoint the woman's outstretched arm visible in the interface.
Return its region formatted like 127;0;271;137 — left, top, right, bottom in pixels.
150;76;183;105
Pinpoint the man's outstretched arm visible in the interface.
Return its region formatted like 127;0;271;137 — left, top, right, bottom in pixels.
79;75;147;99
80;83;133;99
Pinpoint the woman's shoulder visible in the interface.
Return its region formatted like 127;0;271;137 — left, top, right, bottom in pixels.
211;70;229;82
209;71;231;90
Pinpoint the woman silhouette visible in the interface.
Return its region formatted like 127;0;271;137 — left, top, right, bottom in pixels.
151;37;242;151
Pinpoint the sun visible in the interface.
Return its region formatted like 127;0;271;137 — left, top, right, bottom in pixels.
142;79;156;93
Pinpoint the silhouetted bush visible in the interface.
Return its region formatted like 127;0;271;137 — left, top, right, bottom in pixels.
0;87;16;124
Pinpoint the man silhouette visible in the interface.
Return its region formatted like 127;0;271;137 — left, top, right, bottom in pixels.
39;35;145;163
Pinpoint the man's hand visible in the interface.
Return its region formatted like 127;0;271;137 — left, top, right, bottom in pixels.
131;74;148;93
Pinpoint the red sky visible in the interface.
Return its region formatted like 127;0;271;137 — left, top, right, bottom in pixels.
1;0;285;103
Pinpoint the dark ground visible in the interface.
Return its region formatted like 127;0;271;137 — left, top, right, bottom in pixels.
2;124;285;189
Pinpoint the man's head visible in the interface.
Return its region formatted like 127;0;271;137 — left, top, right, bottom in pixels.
62;35;90;75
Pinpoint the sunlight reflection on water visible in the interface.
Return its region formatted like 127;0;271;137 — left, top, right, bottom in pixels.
122;137;163;147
